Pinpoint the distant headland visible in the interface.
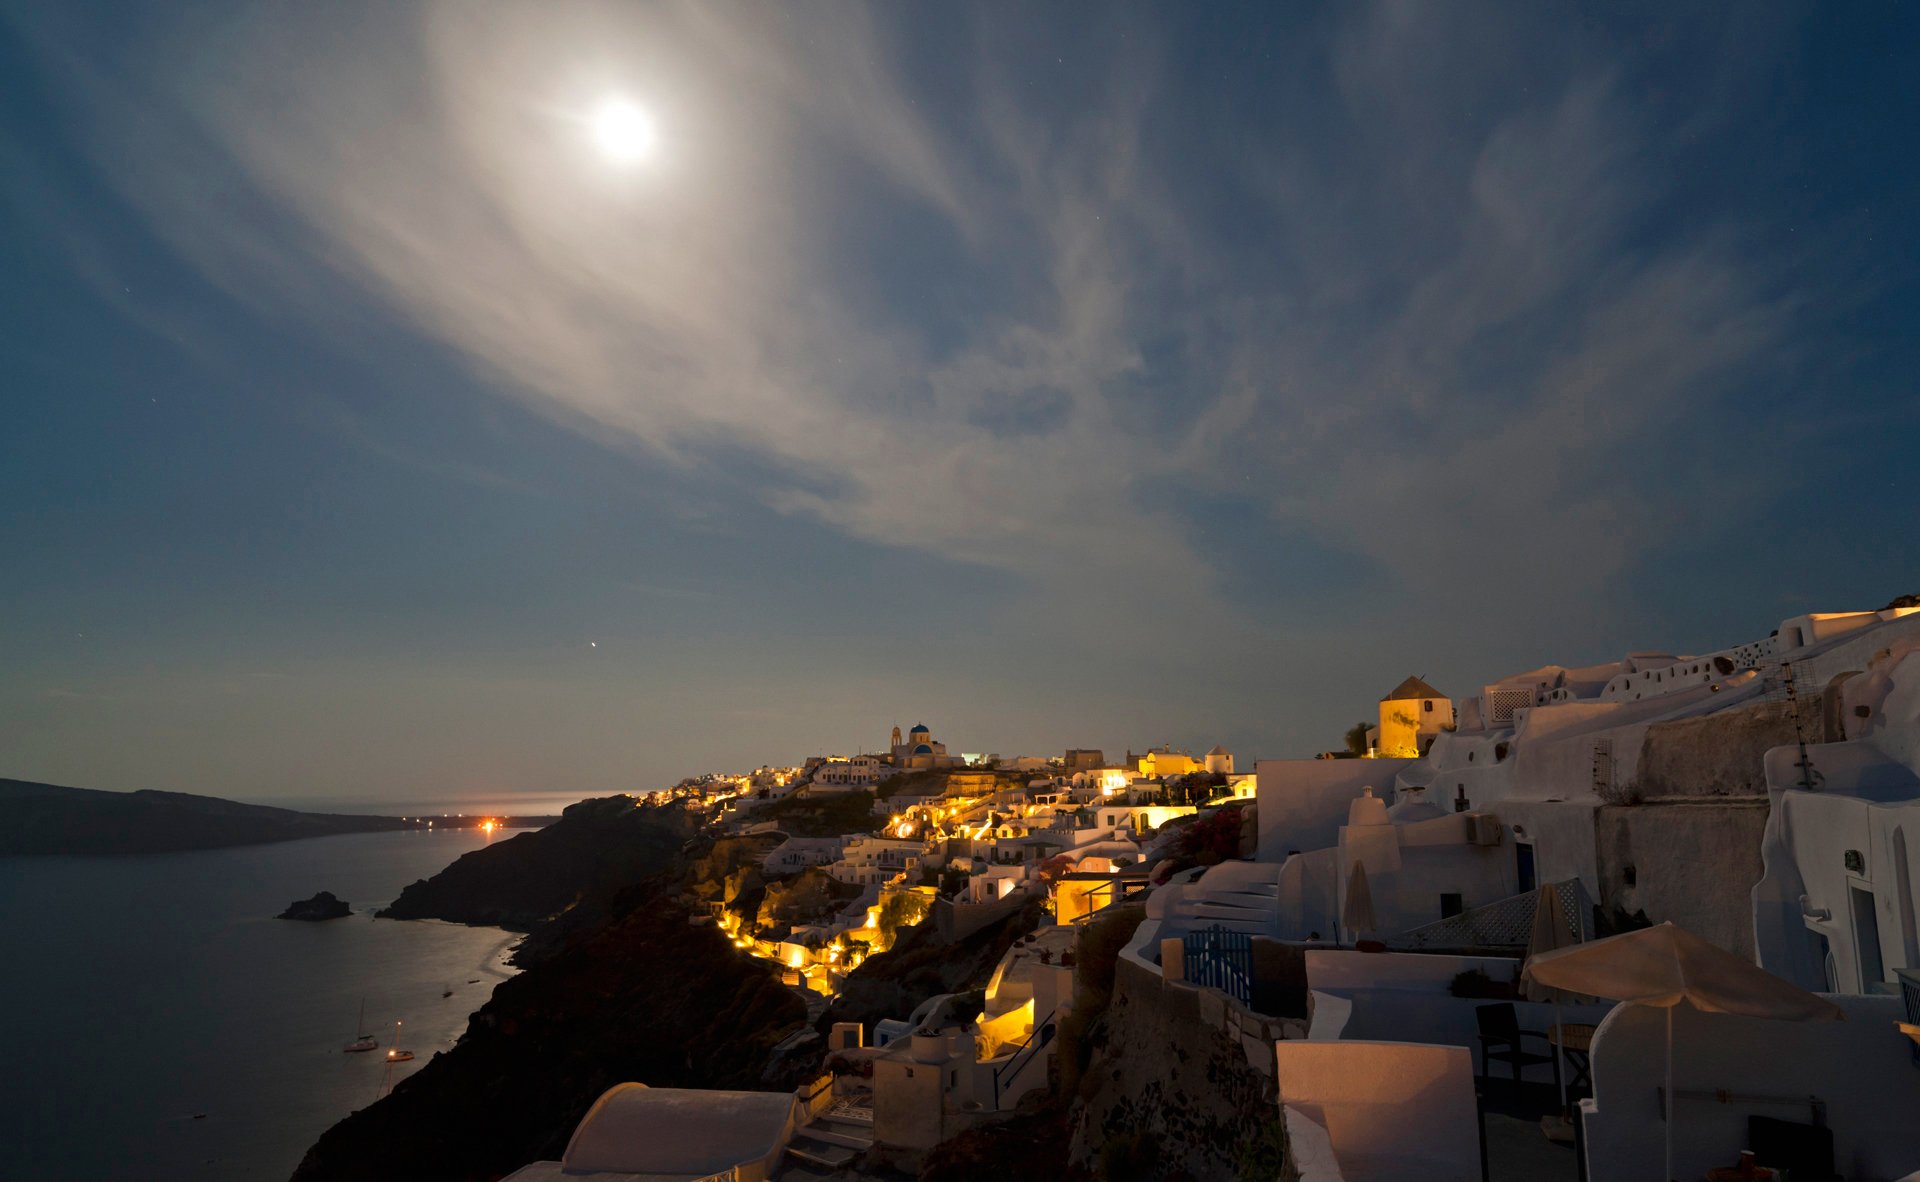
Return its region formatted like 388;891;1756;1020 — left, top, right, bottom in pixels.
0;778;561;856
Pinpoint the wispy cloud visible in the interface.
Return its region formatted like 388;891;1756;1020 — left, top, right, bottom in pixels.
13;1;1807;671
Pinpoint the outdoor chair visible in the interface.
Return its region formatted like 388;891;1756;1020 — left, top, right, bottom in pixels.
1473;1003;1554;1094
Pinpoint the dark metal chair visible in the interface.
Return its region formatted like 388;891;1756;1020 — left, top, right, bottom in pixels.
1474;1003;1554;1095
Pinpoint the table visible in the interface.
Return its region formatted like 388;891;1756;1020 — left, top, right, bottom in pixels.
1550;1023;1596;1095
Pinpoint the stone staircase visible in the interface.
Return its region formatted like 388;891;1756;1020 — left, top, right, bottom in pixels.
1171;878;1282;935
780;1097;873;1179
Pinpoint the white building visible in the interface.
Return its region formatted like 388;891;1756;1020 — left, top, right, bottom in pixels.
501;1083;805;1182
1754;620;1920;994
762;836;847;875
809;754;890;791
825;835;925;887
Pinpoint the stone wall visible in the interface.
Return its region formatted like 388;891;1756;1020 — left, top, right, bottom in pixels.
1067;954;1305;1181
1596;799;1770;954
933;889;1031;942
1634;700;1810;799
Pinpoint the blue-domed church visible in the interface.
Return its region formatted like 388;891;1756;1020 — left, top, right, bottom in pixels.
889;722;961;769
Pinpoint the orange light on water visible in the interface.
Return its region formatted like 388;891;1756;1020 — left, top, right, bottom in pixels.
480;819;498;835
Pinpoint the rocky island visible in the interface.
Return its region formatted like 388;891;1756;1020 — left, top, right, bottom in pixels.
277;891;351;921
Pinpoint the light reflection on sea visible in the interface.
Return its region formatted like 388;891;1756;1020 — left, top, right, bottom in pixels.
0;831;519;1182
253;791;595;818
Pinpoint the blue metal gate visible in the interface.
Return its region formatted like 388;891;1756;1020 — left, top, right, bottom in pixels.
1183;925;1252;1005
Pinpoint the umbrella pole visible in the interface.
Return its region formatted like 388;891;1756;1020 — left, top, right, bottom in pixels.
1554;999;1568;1115
1664;1005;1674;1182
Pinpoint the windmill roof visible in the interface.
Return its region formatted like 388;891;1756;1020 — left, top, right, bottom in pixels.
1381;675;1447;702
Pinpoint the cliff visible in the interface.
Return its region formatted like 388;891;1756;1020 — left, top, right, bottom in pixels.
290;895;806;1182
293;800;807;1180
378;796;693;932
0;778;419;856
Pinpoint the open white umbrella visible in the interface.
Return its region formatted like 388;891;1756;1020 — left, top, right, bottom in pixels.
1342;860;1376;944
1523;921;1843;1182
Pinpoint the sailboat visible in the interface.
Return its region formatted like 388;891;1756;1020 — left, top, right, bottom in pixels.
342;999;378;1053
384;1018;414;1063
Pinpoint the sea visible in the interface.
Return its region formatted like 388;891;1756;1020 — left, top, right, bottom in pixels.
0;823;557;1182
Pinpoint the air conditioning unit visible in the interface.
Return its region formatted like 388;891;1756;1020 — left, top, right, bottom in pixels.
1467;815;1505;846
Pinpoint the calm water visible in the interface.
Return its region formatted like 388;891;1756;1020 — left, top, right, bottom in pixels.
0;830;523;1181
259;791;592;818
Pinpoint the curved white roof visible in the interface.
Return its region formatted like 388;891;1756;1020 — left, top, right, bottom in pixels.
562;1083;799;1176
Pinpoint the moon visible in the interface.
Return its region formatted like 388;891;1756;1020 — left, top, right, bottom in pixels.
592;99;656;164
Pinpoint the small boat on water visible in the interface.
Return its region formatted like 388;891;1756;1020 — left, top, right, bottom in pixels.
342;999;379;1053
385;1018;414;1063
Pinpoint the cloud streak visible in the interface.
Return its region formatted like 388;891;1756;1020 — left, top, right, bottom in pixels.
15;1;1811;679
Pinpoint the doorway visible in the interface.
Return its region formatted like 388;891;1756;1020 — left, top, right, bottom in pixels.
1852;885;1885;990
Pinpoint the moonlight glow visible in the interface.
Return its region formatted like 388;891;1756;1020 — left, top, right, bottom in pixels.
591;99;656;163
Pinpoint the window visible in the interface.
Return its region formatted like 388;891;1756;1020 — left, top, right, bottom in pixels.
1423;700;1434;713
1440;893;1463;918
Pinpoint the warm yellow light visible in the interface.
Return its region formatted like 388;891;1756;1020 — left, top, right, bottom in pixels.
480;819;498;835
593;98;656;163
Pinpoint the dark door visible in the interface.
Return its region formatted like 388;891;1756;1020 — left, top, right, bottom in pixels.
1516;842;1536;894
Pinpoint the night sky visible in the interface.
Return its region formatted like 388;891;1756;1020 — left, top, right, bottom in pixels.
3;2;1916;805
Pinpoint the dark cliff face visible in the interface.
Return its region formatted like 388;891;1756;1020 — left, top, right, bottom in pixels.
290;896;807;1182
378;796;694;931
292;797;1043;1181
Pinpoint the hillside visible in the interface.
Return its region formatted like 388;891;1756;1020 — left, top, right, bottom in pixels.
0;778;420;856
291;893;806;1182
377;795;694;931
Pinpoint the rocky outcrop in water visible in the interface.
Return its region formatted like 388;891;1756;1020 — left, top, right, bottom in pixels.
277;891;351;921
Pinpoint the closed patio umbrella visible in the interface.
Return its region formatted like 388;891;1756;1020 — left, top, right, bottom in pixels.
1523;921;1843;1182
1341;860;1376;943
1520;882;1583;1114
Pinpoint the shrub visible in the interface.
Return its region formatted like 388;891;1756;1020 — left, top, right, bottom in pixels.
1098;1130;1161;1180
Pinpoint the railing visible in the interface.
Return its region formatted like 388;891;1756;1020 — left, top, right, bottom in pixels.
991;1007;1059;1109
1183;924;1252;1005
1072;878;1152;924
1899;968;1920;1066
1657;1087;1826;1128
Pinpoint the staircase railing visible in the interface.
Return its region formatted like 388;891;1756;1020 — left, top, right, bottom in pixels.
991;1007;1059;1109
